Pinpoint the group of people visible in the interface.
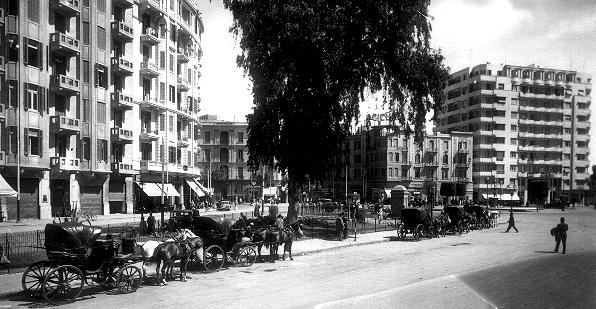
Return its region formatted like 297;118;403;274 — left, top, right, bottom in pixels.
335;212;349;241
139;213;157;237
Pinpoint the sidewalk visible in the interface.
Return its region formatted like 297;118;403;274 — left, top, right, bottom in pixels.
0;228;395;299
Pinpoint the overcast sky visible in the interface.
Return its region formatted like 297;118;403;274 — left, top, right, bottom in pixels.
197;0;596;165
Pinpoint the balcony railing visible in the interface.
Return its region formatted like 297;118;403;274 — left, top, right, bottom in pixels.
177;76;190;91
49;32;80;56
140;61;159;77
111;127;134;144
111;21;134;42
139;0;167;14
50;74;80;95
177;49;190;63
139;160;162;172
50;157;80;171
140;28;160;45
111;161;137;174
111;92;135;110
139;129;160;141
111;57;134;75
50;115;80;135
51;0;80;16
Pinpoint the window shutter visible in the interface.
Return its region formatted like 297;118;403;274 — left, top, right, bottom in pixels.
23;128;29;155
76;135;82;159
38;130;43;157
39;87;45;115
0;121;7;152
23;38;28;65
23;83;28;110
38;42;43;70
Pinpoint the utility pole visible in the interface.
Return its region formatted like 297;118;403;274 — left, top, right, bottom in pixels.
160;137;165;224
16;80;21;222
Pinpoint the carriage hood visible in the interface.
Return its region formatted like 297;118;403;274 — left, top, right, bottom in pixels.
400;208;427;223
45;223;103;251
191;216;224;234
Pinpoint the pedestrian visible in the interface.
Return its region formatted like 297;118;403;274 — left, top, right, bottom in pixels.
553;217;568;254
146;212;156;237
505;211;518;233
335;214;344;241
275;214;284;229
254;202;260;217
341;212;348;239
139;213;147;235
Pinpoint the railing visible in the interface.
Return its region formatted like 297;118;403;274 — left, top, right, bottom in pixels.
50;156;80;169
49;32;80;53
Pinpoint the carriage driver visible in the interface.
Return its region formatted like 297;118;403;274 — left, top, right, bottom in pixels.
275;214;284;230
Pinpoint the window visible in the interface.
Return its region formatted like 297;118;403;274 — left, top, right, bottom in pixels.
169;86;175;103
160;51;166;70
443;152;448;164
82;22;90;45
95;65;107;88
237;149;244;162
442;168;449;179
510;165;517;172
169;115;174;132
237;167;244;179
24;39;42;69
83;61;90;83
169;146;176;163
204;149;211;162
159;114;165;131
510;138;517;145
169;54;174;72
510;151;517;158
81;99;90;122
97;0;106;12
27;0;40;22
96;102;106;123
97;26;106;50
170;23;176;41
24;128;42;156
97;139;108;162
25;84;39;111
511;125;517;131
237;132;244;143
204;131;211;143
81;137;91;160
160;82;166;101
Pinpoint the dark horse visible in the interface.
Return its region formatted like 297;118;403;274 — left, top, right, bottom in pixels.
265;221;304;262
155;237;204;285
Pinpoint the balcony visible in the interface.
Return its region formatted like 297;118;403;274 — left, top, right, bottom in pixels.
177;50;190;63
112;0;134;8
50;74;80;95
49;32;80;56
111;92;135;110
111;161;137;174
50;115;80;135
139;160;163;173
51;0;80;16
50;157;80;171
111;21;134;42
140;28;160;45
139;129;160;141
177;137;190;147
111;57;134;76
177;16;194;38
140;96;166;110
111;127;134;144
139;0;167;15
177;76;190;91
140;61;159;77
175;108;193;119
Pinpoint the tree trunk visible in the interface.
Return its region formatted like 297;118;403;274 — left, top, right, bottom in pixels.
286;175;300;223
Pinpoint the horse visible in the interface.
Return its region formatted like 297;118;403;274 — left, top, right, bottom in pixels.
265;220;304;262
155;236;204;285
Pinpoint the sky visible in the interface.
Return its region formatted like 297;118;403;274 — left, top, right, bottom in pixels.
197;0;596;166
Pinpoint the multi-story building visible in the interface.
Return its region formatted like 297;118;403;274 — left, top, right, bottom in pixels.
340;125;473;203
436;63;592;205
198;115;282;202
0;0;204;221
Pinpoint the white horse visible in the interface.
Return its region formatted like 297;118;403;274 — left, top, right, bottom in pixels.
136;229;204;281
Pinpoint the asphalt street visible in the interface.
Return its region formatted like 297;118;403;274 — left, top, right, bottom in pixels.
0;207;594;309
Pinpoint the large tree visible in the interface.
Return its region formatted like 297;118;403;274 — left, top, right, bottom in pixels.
224;0;450;221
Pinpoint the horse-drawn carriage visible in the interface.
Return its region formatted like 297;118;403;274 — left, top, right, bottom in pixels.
22;223;143;305
464;205;490;230
397;208;430;240
444;206;470;235
182;216;258;271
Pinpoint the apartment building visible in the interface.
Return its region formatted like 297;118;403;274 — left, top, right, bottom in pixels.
198;115;282;202
436;63;592;205
342;125;473;203
0;0;204;221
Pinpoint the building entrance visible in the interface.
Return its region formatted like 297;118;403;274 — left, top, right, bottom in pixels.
527;179;548;204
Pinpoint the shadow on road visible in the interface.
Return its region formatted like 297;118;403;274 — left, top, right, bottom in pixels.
534;250;557;254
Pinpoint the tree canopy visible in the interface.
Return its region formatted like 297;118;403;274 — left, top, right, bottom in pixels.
224;0;450;185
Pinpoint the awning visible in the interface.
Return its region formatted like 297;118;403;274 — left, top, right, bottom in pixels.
137;182;163;197
194;180;212;195
511;192;520;201
159;183;181;197
263;187;277;196
501;194;512;201
0;174;17;197
186;179;205;197
481;193;500;199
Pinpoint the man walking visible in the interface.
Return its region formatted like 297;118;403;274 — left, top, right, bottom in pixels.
146;213;157;237
554;217;568;254
505;211;518;233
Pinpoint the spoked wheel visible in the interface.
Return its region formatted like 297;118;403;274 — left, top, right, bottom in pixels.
204;245;225;272
457;223;463;235
414;224;424;241
398;226;406;240
238;246;257;267
95;271;117;290
42;265;84;305
22;261;53;297
116;265;142;294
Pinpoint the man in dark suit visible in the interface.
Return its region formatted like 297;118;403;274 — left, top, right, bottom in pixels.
505;211;518;233
554;217;568;254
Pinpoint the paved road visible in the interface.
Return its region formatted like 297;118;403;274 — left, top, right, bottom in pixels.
1;208;594;308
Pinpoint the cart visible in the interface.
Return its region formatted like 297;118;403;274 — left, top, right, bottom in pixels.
397;208;429;240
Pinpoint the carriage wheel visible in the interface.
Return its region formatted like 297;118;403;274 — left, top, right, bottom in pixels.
457;223;463;235
22;261;53;297
116;265;142;294
95;271;117;290
465;223;471;233
414;224;424;241
204;245;225;272
398;226;406;240
42;265;84;305
238;246;257;267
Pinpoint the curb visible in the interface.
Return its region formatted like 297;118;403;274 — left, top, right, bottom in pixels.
294;236;391;257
